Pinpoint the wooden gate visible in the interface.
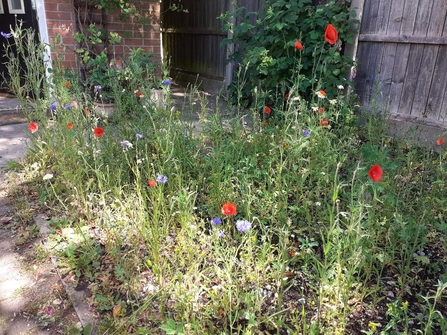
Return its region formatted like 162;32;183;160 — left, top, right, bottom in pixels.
353;0;447;127
161;0;263;92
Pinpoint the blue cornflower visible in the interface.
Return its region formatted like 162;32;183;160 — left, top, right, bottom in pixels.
49;103;57;111
65;105;71;110
1;32;12;38
236;220;252;233
302;129;311;137
94;85;102;92
136;133;143;139
211;217;222;225
156;174;168;184
162;79;171;86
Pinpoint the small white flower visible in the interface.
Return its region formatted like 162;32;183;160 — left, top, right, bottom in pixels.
120;140;133;151
329;99;337;105
43;173;53;181
311;106;318;112
292;96;300;101
337;85;344;90
315;201;321;206
31;162;41;170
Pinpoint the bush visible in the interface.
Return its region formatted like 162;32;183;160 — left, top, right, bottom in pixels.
220;0;358;107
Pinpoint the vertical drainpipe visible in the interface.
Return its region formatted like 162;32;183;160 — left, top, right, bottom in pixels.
34;0;52;85
224;1;235;92
159;0;165;68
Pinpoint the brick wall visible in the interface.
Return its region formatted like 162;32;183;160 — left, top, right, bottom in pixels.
43;0;161;71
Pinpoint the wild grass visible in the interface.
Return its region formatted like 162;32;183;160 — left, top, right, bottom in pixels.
3;24;447;335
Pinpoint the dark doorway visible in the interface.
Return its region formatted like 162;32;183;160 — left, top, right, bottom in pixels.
0;0;39;93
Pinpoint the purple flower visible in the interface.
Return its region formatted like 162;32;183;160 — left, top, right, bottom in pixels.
156;174;168;184
49;103;57;111
46;306;54;315
302;129;311;137
65;105;71;110
218;230;225;237
136;133;143;139
94;85;102;92
236;220;252;233
162;79;171;86
211;217;222;225
1;32;12;38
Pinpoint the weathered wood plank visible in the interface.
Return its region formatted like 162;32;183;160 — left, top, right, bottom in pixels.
436;19;447;122
359;0;375;34
427;0;447;37
400;0;420;35
411;0;447;119
398;44;425;116
375;0;392;34
358;42;384;106
376;0;404;106
162;28;227;36
388;44;411;115
410;45;438;118
353;42;370;105
413;0;433;37
359;34;447;45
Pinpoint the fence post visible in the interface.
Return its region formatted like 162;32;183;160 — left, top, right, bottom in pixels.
224;0;235;91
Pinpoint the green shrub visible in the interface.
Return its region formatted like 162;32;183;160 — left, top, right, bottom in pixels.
220;0;358;107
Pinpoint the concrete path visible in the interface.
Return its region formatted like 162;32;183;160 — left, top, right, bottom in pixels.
0;123;29;169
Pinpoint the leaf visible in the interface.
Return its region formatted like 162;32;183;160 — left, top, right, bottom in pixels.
160;319;178;334
83;323;92;335
414;256;430;265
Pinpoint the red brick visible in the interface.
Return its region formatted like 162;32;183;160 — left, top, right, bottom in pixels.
57;3;73;12
45;11;72;20
44;3;57;11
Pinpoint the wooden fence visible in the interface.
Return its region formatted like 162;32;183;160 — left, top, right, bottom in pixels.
161;0;263;92
353;0;447;127
162;0;447;132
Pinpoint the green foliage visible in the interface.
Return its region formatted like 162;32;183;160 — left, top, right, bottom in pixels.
4;21;447;335
220;0;358;106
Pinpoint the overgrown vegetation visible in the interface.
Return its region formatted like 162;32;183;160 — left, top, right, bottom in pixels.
1;8;447;335
220;0;357;108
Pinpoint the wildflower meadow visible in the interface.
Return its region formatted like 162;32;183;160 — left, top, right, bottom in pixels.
1;10;447;335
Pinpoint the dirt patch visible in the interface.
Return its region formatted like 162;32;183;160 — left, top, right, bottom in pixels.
0;172;82;334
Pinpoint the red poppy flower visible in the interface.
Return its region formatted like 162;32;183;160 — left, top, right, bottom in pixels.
368;164;383;182
67;123;74;130
61;81;72;89
148;179;157;188
264;106;271;115
294;41;303;50
28;122;38;133
93;127;104;138
325;24;338;45
136;91;144;98
221;202;237;216
320;118;329;127
436;137;445;146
